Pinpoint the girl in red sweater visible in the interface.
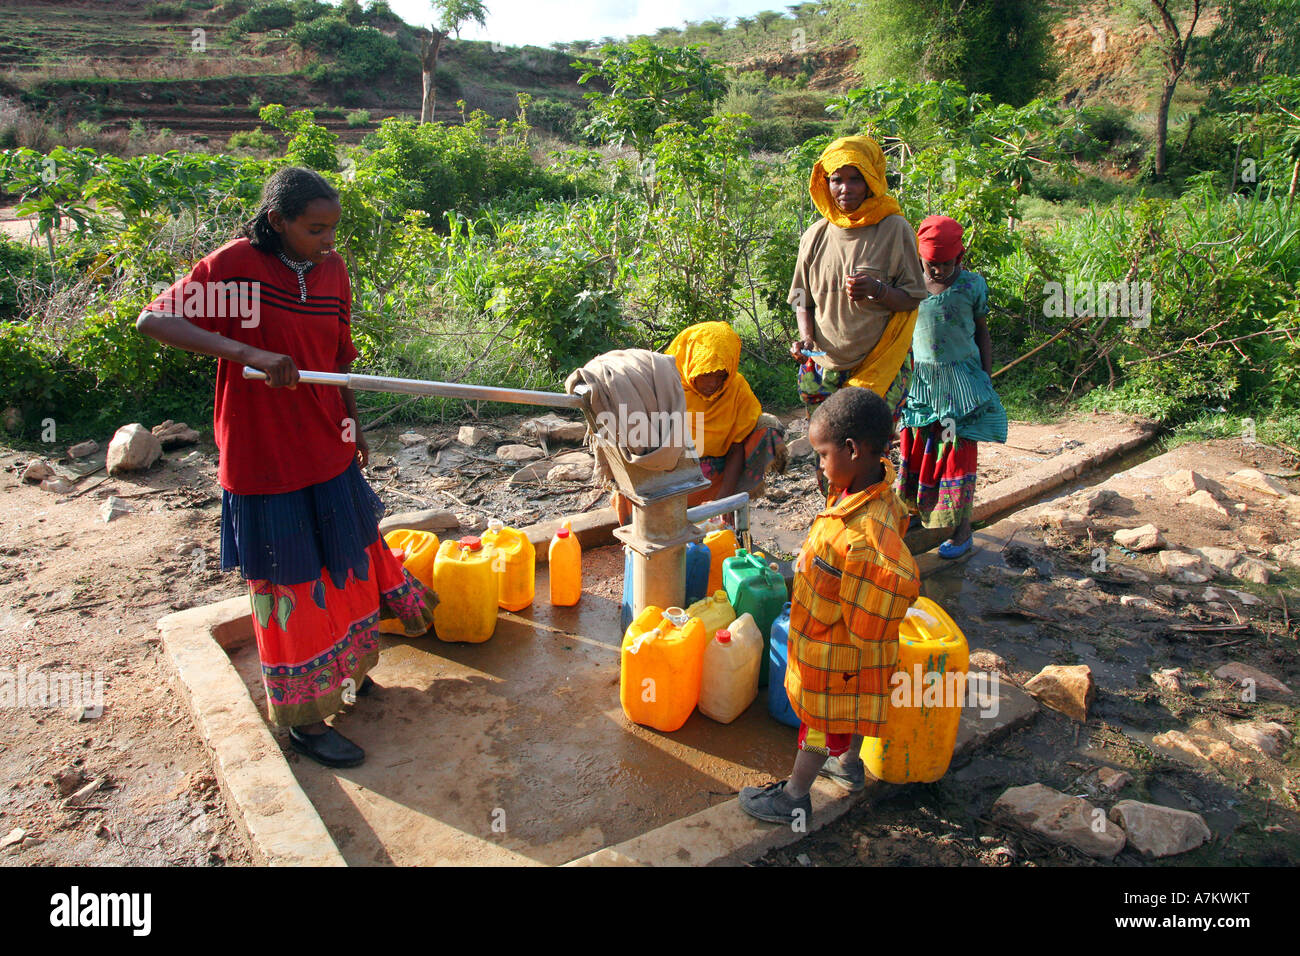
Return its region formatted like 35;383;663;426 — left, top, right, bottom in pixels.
138;167;435;768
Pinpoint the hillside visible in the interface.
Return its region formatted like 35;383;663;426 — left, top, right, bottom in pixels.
1;0;1216;153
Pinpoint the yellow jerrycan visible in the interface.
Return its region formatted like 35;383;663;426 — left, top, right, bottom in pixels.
548;521;582;607
482;518;536;612
702;517;738;596
378;529;439;635
620;606;707;732
686;590;736;641
861;597;969;783
432;536;497;643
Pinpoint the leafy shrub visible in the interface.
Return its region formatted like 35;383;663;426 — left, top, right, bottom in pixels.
0;237;38;318
259;104;337;170
345;109;371;128
146;2;188;19
227;126;278;153
290;17;413;85
230;2;295;34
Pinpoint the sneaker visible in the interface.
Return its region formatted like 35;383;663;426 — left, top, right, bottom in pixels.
739;780;812;825
818;755;866;792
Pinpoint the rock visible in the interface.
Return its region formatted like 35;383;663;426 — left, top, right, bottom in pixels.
992;783;1125;859
1181;490;1230;520
1095;767;1132;794
1107;566;1150;584
1114;525;1165;551
1158;550;1213;585
63;776;107;808
1162;470;1217;497
1240;525;1277;547
1270;541;1300;569
1224;721;1292;758
1213;662;1293;697
1151;584;1201;604
519;414;587;444
457;426;487;447
0;828;25;851
455;512;484;532
178;451;205;466
1023;664;1095;722
378;509;461;536
1202;586;1263;607
52;768;87;797
1108;801;1211;858
1229;557;1271;586
507;462;551;484
788;436;814;461
431;447;469;471
1197;546;1242;573
496;444;545;462
40;477;73;494
1150;667;1183;693
1070;577;1097;589
1121;595;1158;611
173;539;200;556
551;451;593;467
1152;729;1238;767
548;463;593;482
66;440;98;459
1016;583;1100;617
1225;468;1291;498
21;460;52;483
107;423;162;475
1078;489;1122;515
397;432;428;447
1039;509;1089;533
100;496;132;522
151;420;200;449
968;649;1005;671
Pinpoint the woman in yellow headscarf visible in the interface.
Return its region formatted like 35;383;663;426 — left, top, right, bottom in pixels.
787;135;927;490
666;321;787;507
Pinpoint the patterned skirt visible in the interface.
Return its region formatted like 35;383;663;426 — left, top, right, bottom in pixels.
693;424;785;504
221;462;436;727
896;423;978;529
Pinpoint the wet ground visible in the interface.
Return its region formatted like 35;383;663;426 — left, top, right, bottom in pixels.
230;545;799;865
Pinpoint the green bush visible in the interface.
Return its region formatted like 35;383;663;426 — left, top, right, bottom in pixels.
227;126;278;153
290;16;413;85
0;237;38;318
146;2;188;19
345;109;371;128
230;2;295;34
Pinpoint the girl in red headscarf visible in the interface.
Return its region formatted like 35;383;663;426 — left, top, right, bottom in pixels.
896;216;1007;558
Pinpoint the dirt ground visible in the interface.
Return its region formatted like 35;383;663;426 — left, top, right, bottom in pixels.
1;411;1296;867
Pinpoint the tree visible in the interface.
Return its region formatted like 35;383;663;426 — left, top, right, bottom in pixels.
576;40;727;161
1196;0;1300;88
419;0;488;124
756;10;784;32
843;0;1055;107
1135;0;1207;178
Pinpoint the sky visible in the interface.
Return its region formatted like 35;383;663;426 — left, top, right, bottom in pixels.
383;0;798;47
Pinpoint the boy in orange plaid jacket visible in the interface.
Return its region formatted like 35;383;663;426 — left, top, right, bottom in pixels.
741;387;920;825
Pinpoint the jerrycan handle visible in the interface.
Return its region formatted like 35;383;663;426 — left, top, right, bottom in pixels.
628;626;660;655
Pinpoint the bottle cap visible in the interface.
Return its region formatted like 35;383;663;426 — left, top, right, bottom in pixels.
389;547;406;562
715;629;732;644
556;528;570;539
487;518;503;533
458;536;482;551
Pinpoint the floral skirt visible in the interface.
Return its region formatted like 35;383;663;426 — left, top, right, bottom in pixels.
896;422;978;529
222;462;436;727
694;424;785;503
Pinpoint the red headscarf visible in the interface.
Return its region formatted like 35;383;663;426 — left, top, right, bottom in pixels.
917;215;965;262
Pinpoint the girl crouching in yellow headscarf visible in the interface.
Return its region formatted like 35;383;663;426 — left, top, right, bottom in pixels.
667;321;787;508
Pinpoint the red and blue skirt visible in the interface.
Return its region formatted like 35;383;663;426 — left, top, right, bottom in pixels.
896;423;978;529
220;461;436;727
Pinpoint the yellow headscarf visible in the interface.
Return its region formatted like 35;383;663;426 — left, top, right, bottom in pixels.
664;322;762;458
809;135;902;229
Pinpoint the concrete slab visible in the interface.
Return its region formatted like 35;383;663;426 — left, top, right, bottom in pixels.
157;598;346;867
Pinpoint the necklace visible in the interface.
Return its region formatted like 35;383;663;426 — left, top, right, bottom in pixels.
277;252;315;302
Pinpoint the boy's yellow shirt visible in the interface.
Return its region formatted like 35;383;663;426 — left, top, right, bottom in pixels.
786;460;920;736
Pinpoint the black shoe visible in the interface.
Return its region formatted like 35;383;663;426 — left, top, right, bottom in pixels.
355;675;376;697
288;726;365;768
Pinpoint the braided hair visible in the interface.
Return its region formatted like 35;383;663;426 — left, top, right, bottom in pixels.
810;386;893;456
240;166;339;254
